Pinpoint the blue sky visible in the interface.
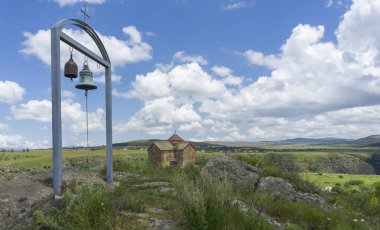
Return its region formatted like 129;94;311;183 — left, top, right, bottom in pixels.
1;0;380;149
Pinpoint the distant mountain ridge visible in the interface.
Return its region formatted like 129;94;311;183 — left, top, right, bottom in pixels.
113;135;380;148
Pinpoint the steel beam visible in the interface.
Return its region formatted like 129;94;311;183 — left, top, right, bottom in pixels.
59;31;110;68
105;67;113;183
51;27;63;195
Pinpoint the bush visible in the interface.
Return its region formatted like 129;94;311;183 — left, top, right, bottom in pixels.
332;186;344;194
373;182;380;198
195;155;208;167
35;186;121;229
233;154;263;168
173;172;272;230
344;180;364;187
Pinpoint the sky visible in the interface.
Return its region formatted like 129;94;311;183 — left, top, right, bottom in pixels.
1;0;380;149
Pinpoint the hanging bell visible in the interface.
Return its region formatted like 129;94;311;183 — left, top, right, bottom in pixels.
75;63;97;91
64;53;78;80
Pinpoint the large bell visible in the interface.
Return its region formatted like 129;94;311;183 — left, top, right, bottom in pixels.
75;63;97;91
64;53;78;80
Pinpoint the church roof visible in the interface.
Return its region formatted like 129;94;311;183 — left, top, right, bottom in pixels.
150;141;193;151
168;133;184;142
152;141;174;151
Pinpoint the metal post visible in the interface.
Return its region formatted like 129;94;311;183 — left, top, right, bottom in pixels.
51;19;113;195
105;67;113;183
51;27;62;196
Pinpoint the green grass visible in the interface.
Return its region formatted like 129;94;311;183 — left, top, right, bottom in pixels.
0;149;147;170
301;173;380;188
0;149;221;171
3;149;380;229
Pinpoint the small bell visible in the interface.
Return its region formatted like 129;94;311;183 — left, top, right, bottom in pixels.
75;63;97;91
64;53;78;80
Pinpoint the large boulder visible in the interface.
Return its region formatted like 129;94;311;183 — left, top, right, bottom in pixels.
257;176;325;206
201;156;262;189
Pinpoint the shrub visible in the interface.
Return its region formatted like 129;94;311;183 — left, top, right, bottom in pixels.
34;186;121;229
233;154;263;168
373;182;380;198
173;172;272;230
332;186;344;194
195;155;208;166
344;180;364;187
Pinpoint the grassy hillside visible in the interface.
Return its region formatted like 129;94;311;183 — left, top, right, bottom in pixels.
2;149;380;229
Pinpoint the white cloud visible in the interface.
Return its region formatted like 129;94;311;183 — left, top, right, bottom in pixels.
324;0;350;8
53;0;106;7
62;90;76;99
237;21;380;118
221;0;254;10
173;51;208;65
118;0;380;141
212;66;232;77
246;105;380;140
325;0;333;7
146;31;155;36
0;134;49;149
0;81;25;104
243;50;279;69
120;63;227;102
11;99;105;134
114;97;202;135
178;122;203;131
93;74;122;84
212;65;242;86
0;123;9;130
20;26;152;71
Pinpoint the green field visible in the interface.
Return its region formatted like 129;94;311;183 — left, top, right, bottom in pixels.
0;149;146;170
301;172;380;188
2;149;380;229
0;149;222;171
1;149;379;188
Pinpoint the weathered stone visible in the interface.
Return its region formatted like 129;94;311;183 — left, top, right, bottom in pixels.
0;178;54;229
225;199;249;213
135;182;170;189
148;207;168;214
201;156;262;189
156;187;174;193
147;218;177;230
113;171;147;181
257;176;325;206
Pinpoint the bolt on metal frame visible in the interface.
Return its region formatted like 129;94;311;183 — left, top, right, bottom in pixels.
51;18;113;195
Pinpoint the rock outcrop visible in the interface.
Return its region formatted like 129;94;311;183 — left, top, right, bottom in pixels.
202;156;325;207
201;156;262;189
256;176;325;206
0;178;53;229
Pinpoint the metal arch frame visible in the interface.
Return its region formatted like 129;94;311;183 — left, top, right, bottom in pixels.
51;18;113;196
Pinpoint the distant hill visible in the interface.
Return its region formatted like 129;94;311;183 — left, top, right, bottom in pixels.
113;139;159;148
280;137;351;146
346;135;380;147
113;135;380;149
204;138;350;147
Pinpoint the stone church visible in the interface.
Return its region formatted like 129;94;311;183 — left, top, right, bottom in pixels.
148;133;196;167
